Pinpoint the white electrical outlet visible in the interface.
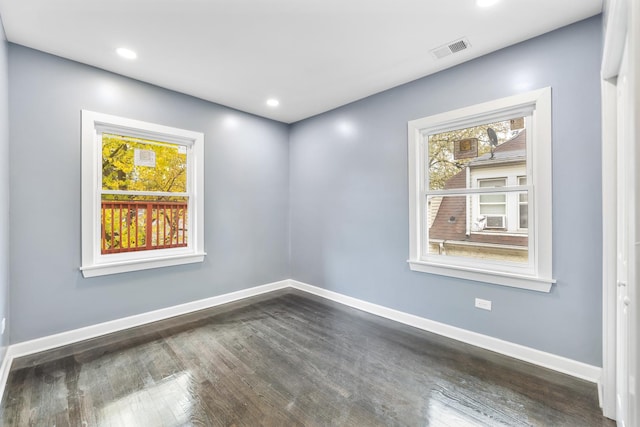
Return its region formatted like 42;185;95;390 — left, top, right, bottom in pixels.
1;317;5;335
475;298;492;311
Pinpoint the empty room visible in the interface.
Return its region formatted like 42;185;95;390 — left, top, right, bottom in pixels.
0;0;636;425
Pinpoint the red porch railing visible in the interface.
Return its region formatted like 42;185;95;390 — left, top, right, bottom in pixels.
101;200;188;254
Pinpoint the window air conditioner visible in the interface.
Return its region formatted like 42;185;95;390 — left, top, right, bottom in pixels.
485;215;506;229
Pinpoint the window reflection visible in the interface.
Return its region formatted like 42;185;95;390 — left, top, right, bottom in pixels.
100;371;194;426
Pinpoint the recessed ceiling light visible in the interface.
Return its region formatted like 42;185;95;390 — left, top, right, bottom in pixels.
116;47;137;60
476;0;499;7
266;98;280;107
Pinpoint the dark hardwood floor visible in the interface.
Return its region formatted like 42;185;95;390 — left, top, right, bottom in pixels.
0;290;614;426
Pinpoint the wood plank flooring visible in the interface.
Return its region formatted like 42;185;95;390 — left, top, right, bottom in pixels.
0;290;614;426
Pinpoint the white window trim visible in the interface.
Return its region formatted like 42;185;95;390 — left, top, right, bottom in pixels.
81;110;206;277
407;87;554;292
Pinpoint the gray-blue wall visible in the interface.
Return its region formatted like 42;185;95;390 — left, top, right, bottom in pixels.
8;45;290;343
7;16;604;367
0;17;10;357
289;17;603;365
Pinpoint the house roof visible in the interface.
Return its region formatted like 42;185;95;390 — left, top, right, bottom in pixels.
467;129;526;168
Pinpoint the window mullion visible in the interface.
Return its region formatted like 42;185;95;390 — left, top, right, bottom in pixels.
101;190;189;197
426;185;532;197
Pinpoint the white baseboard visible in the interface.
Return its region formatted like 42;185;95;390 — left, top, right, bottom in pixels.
0;279;290;401
289;280;602;384
0;277;602;404
8;279;291;359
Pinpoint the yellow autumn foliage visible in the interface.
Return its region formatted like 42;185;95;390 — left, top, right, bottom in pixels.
102;133;187;195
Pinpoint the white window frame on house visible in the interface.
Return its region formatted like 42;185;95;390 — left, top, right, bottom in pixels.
518;175;528;230
477;177;507;229
473;172;527;234
80;110;206;278
407;87;554;292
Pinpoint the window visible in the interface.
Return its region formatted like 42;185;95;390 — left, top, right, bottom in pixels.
478;178;507;228
407;88;554;291
518;176;528;229
81;111;205;277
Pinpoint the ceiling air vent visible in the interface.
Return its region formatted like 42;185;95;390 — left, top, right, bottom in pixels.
431;38;471;60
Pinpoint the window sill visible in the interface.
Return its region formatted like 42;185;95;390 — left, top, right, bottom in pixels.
408;260;554;292
470;231;528;237
80;252;206;278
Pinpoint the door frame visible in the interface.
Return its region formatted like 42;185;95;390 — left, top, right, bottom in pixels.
601;0;639;422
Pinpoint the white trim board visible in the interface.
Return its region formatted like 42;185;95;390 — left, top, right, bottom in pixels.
0;347;10;407
0;278;601;403
289;280;602;384
7;280;291;359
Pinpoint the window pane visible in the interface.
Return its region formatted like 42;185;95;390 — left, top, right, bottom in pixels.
479;194;506;204
518;176;528;203
101;195;188;254
518;176;528;228
478;178;506;188
519;204;529;229
424;116;529;263
102;134;187;193
479;204;506;215
478;178;507;216
427;194;528;263
427;119;526;191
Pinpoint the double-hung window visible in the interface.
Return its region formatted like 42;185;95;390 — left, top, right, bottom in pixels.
407;88;554;291
81;111;205;277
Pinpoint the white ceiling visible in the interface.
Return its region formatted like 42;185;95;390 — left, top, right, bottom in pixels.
0;0;602;123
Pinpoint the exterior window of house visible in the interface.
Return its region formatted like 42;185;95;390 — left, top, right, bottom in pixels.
518;176;528;229
478;178;507;228
408;88;554;291
81;111;205;277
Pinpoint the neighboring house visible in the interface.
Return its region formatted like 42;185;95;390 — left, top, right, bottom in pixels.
428;130;528;262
